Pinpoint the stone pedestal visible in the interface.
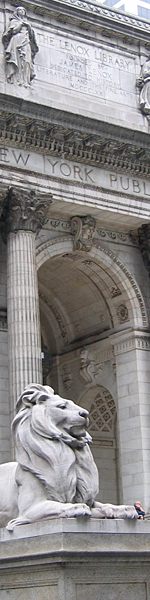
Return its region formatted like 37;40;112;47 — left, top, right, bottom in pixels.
0;519;150;600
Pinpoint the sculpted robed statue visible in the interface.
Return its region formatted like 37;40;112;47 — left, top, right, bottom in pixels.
2;6;39;86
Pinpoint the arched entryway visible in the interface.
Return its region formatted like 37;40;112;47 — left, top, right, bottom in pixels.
36;235;149;507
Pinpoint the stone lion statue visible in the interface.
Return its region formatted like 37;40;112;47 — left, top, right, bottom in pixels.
0;384;138;530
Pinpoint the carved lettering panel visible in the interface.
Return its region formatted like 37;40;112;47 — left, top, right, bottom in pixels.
76;583;146;600
35;31;136;106
0;146;150;199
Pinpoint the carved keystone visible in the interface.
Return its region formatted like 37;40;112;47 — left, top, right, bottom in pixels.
71;215;96;252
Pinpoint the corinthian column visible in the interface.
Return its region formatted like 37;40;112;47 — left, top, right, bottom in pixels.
5;187;52;422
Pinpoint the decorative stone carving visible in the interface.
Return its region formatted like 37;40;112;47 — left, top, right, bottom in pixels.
113;331;150;356
71;216;96;252
0;384;139;530
2;7;38;87
0;105;150;178
136;58;150;119
80;346;102;384
89;390;116;434
1;187;52;239
110;286;121;298
116;304;128;324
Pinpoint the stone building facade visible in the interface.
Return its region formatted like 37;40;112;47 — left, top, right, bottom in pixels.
0;0;150;516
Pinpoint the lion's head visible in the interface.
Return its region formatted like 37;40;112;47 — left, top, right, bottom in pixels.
14;383;91;447
12;384;99;506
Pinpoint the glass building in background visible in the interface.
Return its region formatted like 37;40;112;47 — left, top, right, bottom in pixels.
100;0;150;18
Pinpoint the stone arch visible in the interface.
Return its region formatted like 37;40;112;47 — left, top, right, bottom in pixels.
36;235;148;330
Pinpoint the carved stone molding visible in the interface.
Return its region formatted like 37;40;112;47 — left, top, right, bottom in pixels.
0;107;150;178
29;0;150;42
71;215;96;252
0;187;52;240
36;236;148;331
112;330;150;355
94;241;147;329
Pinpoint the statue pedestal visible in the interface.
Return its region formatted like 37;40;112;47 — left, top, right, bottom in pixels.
0;519;150;600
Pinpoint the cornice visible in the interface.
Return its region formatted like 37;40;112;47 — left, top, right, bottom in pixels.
0;101;150;179
9;0;150;46
112;329;150;354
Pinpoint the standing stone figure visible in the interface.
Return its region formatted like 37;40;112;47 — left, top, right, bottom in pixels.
136;56;150;117
2;6;38;86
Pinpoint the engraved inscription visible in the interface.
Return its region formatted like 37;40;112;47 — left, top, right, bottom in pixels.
35;31;136;105
0;146;150;198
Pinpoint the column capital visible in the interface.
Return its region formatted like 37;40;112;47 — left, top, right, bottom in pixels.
111;328;150;355
0;187;52;239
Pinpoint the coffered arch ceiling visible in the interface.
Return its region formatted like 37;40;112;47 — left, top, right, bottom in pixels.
37;238;147;355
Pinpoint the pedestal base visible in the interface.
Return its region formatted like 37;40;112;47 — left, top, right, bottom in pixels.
0;519;150;600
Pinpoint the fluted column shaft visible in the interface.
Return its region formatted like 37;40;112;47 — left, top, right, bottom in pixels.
2;186;52;427
7;230;42;418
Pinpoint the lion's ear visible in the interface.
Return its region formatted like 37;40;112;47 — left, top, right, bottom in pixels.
43;386;54;396
16;384;54;411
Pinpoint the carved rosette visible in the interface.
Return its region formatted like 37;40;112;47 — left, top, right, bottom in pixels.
71;215;96;252
0;187;52;239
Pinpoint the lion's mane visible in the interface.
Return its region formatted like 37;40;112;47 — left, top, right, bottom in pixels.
12;384;99;507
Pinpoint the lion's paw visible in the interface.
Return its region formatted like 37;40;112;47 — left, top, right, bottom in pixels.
124;506;139;519
62;503;91;518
